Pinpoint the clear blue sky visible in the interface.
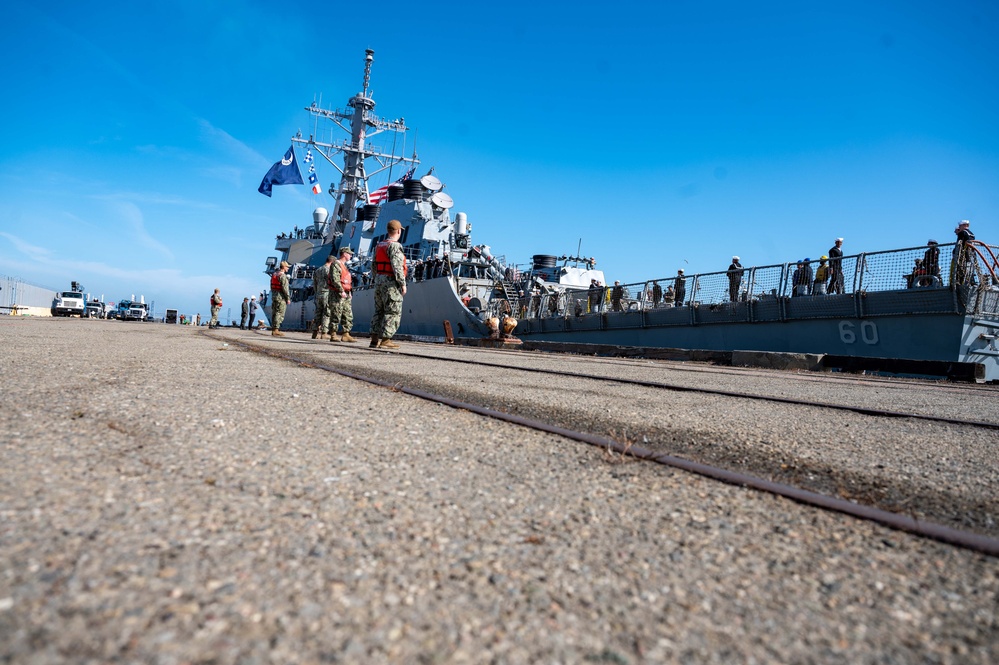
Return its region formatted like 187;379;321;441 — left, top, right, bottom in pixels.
1;1;996;320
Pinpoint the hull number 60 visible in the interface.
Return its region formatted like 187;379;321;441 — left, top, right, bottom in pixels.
839;320;879;345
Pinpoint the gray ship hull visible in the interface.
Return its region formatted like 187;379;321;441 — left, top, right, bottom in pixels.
264;275;492;339
350;277;492;339
268;281;999;381
514;289;999;381
520;310;984;360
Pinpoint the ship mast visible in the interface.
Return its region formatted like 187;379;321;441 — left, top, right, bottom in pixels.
293;49;419;245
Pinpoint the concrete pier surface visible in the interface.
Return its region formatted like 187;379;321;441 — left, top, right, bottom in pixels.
1;318;996;664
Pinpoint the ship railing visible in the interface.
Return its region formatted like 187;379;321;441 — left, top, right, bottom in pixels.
519;241;999;323
288;264;319;281
964;241;999;316
401;246;424;262
407;255;458;282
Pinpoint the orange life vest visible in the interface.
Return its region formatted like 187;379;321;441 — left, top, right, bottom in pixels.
374;241;407;277
270;272;283;290
326;261;353;294
210;294;221;307
339;260;352;293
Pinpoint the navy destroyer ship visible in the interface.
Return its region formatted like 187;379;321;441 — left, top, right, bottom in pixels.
260;50;999;381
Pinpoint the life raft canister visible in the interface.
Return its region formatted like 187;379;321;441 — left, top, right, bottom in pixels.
374;241;407;277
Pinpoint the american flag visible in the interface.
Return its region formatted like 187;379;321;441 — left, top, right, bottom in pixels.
367;167;415;205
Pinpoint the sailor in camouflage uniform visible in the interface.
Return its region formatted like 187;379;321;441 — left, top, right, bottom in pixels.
311;254;334;339
327;246;357;342
209;289;222;329
370;219;407;348
270;260;291;336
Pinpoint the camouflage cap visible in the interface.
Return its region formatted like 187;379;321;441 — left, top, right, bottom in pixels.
279;261;291;269
339;246;354;255
387;219;402;233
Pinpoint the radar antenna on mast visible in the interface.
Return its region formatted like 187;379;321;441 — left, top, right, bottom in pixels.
362;49;374;97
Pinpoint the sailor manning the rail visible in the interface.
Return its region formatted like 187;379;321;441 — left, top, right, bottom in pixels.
828;238;844;294
727;256;744;302
674;269;686;307
370;219;407;349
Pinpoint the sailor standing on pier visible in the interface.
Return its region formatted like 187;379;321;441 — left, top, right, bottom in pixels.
209;289;222;329
327;246;357;343
312;254;334;339
270;261;291;337
370;220;407;349
240;297;250;329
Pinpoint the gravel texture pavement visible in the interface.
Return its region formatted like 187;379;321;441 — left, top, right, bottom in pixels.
1;318;997;664
233;329;999;539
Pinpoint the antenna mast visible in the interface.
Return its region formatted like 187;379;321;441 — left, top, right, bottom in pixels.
292;49;419;245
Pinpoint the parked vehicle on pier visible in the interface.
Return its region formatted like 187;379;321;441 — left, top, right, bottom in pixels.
52;282;86;317
84;298;108;318
116;298;150;321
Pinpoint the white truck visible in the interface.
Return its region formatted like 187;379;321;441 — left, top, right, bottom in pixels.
116;296;150;321
52;282;86;317
85;298;108;318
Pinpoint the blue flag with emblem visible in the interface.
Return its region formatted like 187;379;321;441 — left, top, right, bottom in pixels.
258;146;304;197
